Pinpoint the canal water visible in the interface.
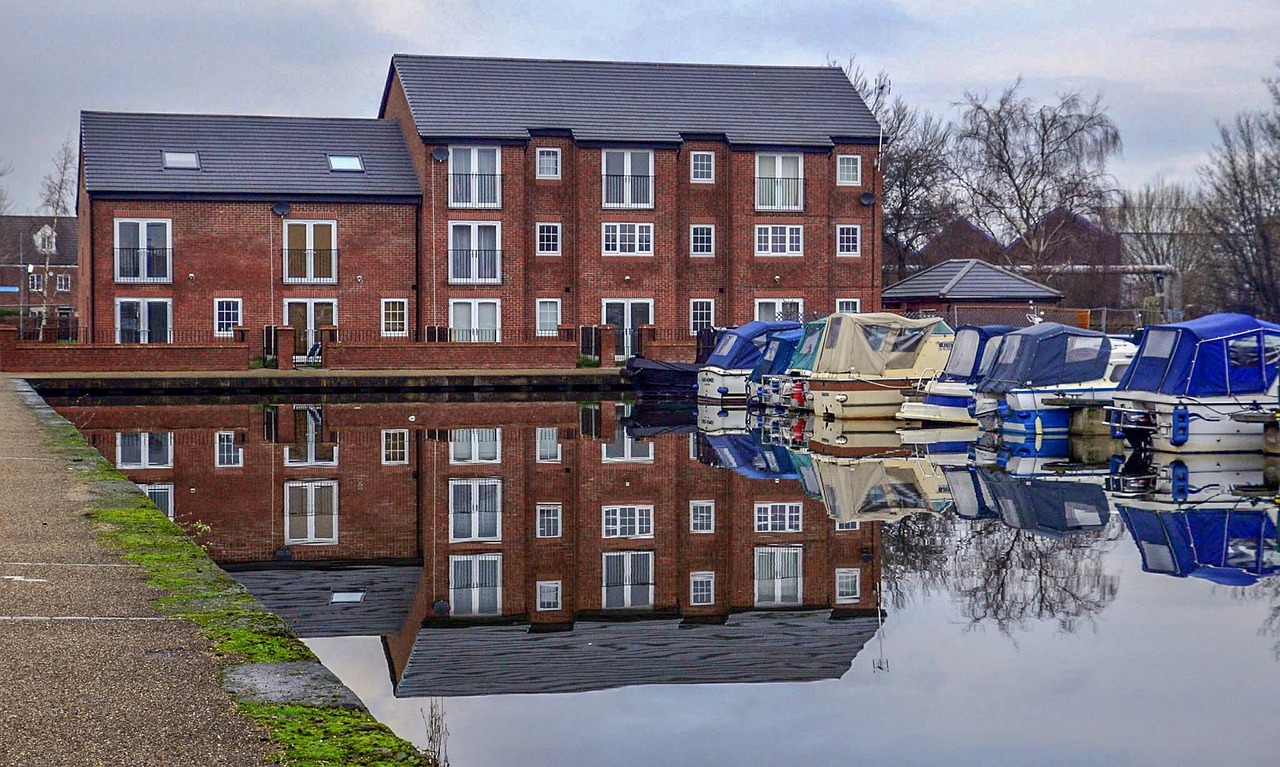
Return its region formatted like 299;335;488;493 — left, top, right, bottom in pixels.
51;395;1280;766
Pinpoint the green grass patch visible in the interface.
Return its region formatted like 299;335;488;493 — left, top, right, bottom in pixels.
240;704;434;766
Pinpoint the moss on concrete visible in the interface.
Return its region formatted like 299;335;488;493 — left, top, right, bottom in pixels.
240;704;434;766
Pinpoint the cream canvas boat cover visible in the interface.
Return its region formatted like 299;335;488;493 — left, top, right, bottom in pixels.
815;457;940;523
812;313;944;376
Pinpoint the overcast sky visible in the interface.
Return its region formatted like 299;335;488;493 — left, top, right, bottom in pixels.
0;0;1276;212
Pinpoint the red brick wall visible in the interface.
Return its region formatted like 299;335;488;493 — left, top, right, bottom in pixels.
0;326;249;371
324;338;579;369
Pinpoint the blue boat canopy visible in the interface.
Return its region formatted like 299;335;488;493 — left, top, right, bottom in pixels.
703;321;802;371
941;325;1017;383
706;433;799;481
1120;506;1279;586
976;322;1111;394
983;470;1110;536
749;327;806;384
1117;313;1280;397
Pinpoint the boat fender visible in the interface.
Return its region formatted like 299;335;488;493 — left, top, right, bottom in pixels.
717;386;729;395
997;401;1011;419
1170;460;1189;503
966;402;977;417
1171;406;1190;447
1109;454;1124;475
835;394;849;403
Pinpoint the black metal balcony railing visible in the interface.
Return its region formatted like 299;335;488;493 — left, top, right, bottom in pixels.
283;249;338;283
602;174;653;208
449;173;502;208
448;249;502;285
114;248;173;283
755;177;805;211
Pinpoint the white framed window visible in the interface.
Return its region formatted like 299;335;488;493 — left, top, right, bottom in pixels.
690;224;714;257
117;432;172;469
283;220;337;283
837;224;862;256
690;571;715;606
138;482;175;520
755;153;804;211
536;148;561;179
536;222;561;255
602;428;653;463
535;427;561;463
602;149;653;208
450;553;502;616
755;546;803;606
754;299;804;323
536;299;561;338
449;221;501;284
602;551;653;609
755;224;803;255
114;218;172;282
448;146;501;208
330;591;366;604
603;505;654;539
537;580;563;611
449;428;501;464
380;298;409;337
836;568;862;603
381;429;409;465
284;480;339;545
449;478;502;542
835;519;861;531
690;299;714;335
327;154;363;172
836;298;862;315
536;503;562;538
602;223;654;255
214;431;243;468
690;151;715;183
56;273;71;292
163;151;200;170
449;299;501;343
690;500;715;533
28;273;44;292
836;154;862;186
116;298;172;344
283;406;338;467
755;502;803;533
213;298;242;337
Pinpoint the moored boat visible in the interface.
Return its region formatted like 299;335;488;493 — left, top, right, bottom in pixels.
746;326;806;406
696;321;801;402
622;357;700;398
759;318;827;411
897;324;1014;425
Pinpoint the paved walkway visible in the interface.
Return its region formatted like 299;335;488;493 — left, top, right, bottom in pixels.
0;379;273;766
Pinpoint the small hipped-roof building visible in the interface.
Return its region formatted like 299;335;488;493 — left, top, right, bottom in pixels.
881;258;1072;327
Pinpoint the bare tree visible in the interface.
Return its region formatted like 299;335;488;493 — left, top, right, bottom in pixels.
0;160;13;215
34;138;76;331
1196;65;1280;319
949;79;1122;273
1108;180;1210;318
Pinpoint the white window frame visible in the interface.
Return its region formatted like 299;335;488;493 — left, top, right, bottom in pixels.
536;299;562;338
536;148;561;179
690;571;715;606
836;568;862;603
601;222;654;256
754;298;804;323
115;298;173;344
535;426;562;463
601;551;654;609
754;224;804;256
55;273;71;292
755;153;804;211
381;298;409;337
755;545;803;606
326;154;363;172
448;146;502;208
836;154;862;186
214;431;243;468
690;298;715;336
282;220;337;284
535;222;561;255
690;500;715;533
114;218;172;283
690;151;715;183
690;224;715;257
836;224;862;257
139;482;175;520
28;273;44;292
601;149;654;208
448;477;503;543
448;221;502;284
536;503;563;538
601;431;654;464
283;405;338;467
537;580;563;611
213;298;242;338
755;502;803;533
448;298;502;343
449;553;503;616
381;429;409;465
602;504;654;539
163;151;200;170
836;298;862;315
835;519;861;531
283;479;339;546
449;428;502;464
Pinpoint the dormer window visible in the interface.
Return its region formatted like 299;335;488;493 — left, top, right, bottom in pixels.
327;155;364;172
162;151;200;170
34;225;56;254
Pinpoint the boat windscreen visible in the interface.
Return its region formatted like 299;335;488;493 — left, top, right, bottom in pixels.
943;329;982;377
788;321;826;374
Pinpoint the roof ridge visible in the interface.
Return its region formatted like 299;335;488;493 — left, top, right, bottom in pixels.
391;53;841;73
977;260;1066;296
938;259;977;298
81;110;393;125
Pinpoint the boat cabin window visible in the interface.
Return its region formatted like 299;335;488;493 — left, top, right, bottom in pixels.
712;334;737;359
1065;335;1104;363
943;330;981;376
797;325;823;355
1139;541;1177;573
995;336;1022;365
1141;329;1177;358
860;323;891;351
1109;363;1130;383
824;315;846;350
891;326;929;353
977;340;1002;376
1063;501;1103;528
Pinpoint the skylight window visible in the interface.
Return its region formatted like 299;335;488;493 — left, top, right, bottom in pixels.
327;155;364;172
329;591;366;604
162;151;200;170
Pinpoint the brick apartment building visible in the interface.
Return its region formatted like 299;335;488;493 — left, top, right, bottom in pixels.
51;55;882;371
0;214;78;327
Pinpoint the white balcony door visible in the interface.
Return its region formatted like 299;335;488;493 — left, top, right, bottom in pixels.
284;299;336;360
603;299;653;360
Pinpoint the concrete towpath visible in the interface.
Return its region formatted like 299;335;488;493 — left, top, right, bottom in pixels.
0;379;275;766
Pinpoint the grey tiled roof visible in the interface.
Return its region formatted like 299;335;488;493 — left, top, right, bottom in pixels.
230;565;423;638
0;215;77;267
80;112;421;199
882;259;1063;301
387;55;881;146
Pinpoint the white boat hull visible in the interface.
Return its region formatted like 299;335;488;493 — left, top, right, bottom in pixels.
1108;392;1271;453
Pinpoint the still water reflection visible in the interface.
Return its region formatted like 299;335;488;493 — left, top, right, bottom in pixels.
52;396;1280;766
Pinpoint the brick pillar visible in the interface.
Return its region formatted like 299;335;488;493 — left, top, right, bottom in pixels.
277;326;296;370
599;324;616;364
0;326;17;371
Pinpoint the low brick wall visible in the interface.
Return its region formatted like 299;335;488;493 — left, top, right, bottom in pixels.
0;327;251;372
324;339;581;369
